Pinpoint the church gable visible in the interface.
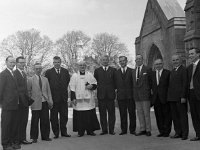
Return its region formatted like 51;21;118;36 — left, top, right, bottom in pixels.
140;0;163;37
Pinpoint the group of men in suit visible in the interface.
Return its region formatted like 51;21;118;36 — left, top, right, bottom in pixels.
0;56;71;150
1;48;200;149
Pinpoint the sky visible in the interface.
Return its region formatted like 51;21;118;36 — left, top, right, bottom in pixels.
0;0;186;58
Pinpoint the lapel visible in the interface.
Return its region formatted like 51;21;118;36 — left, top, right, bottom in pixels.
33;75;41;91
194;61;200;76
133;69;137;82
6;69;18;87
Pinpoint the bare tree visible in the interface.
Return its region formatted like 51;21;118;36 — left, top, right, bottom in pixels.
0;28;53;69
56;30;90;72
91;32;128;67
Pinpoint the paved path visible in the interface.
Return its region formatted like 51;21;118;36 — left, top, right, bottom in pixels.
1;108;200;150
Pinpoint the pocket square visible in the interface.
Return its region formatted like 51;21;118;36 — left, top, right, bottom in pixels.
143;73;147;75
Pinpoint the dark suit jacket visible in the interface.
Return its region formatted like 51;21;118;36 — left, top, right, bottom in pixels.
0;69;19;110
116;67;133;100
168;65;187;101
45;67;70;102
187;61;200;100
150;69;170;104
132;65;151;102
94;66;116;100
14;69;29;107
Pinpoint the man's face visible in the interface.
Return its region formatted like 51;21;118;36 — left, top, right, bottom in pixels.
189;49;199;63
135;55;143;67
79;64;86;72
17;58;26;70
119;57;127;68
154;59;163;71
53;59;61;69
6;57;16;70
172;55;181;68
101;56;109;67
34;65;42;75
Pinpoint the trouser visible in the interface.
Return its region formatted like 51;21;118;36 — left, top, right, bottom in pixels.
154;97;172;135
18;104;29;141
98;100;116;133
189;89;200;137
1;109;19;148
30;102;50;139
135;101;151;132
50;101;68;136
169;100;189;137
118;99;136;133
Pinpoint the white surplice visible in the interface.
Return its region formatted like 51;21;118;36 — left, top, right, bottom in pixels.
69;72;97;111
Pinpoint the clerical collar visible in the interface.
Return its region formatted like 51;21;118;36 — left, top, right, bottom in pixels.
80;71;85;75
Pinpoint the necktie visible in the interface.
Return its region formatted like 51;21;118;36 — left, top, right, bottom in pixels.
104;67;107;71
38;75;42;91
122;68;125;74
157;71;160;85
137;67;140;80
57;69;60;74
22;71;26;78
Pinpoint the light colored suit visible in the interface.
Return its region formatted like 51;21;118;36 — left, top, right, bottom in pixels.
28;75;53;110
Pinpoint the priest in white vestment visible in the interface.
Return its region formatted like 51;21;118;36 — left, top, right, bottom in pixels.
69;61;100;137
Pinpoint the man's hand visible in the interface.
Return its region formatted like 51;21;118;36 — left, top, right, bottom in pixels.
48;102;53;109
181;98;186;103
85;84;93;90
72;99;77;106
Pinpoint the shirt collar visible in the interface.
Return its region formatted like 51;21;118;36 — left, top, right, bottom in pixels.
194;59;200;66
121;66;127;72
156;68;163;74
6;67;13;74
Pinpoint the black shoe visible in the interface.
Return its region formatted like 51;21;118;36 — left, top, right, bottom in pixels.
163;134;169;137
157;133;164;137
42;138;52;141
12;144;21;149
100;132;108;135
135;131;146;136
190;137;200;141
170;134;181;139
109;132;115;135
78;134;84;137
181;137;188;140
31;139;37;143
21;140;32;144
54;135;59;139
130;131;136;135
87;132;96;136
3;146;14;150
61;133;71;137
119;132;127;135
146;131;151;136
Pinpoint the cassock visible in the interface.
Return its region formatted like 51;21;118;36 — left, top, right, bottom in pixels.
69;71;100;135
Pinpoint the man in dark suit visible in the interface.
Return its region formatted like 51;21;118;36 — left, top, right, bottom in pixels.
94;55;116;135
45;56;71;138
132;54;151;136
14;56;32;145
0;56;20;150
168;54;188;140
187;48;200;141
150;58;172;137
116;56;136;135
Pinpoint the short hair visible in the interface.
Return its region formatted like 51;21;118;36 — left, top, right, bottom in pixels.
119;56;127;60
16;56;25;63
101;55;109;60
6;56;13;62
154;58;163;63
189;48;200;54
53;56;61;60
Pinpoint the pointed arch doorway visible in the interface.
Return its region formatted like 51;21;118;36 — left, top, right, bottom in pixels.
147;44;162;69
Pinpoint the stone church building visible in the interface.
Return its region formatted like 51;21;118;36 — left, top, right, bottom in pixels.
135;0;200;69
